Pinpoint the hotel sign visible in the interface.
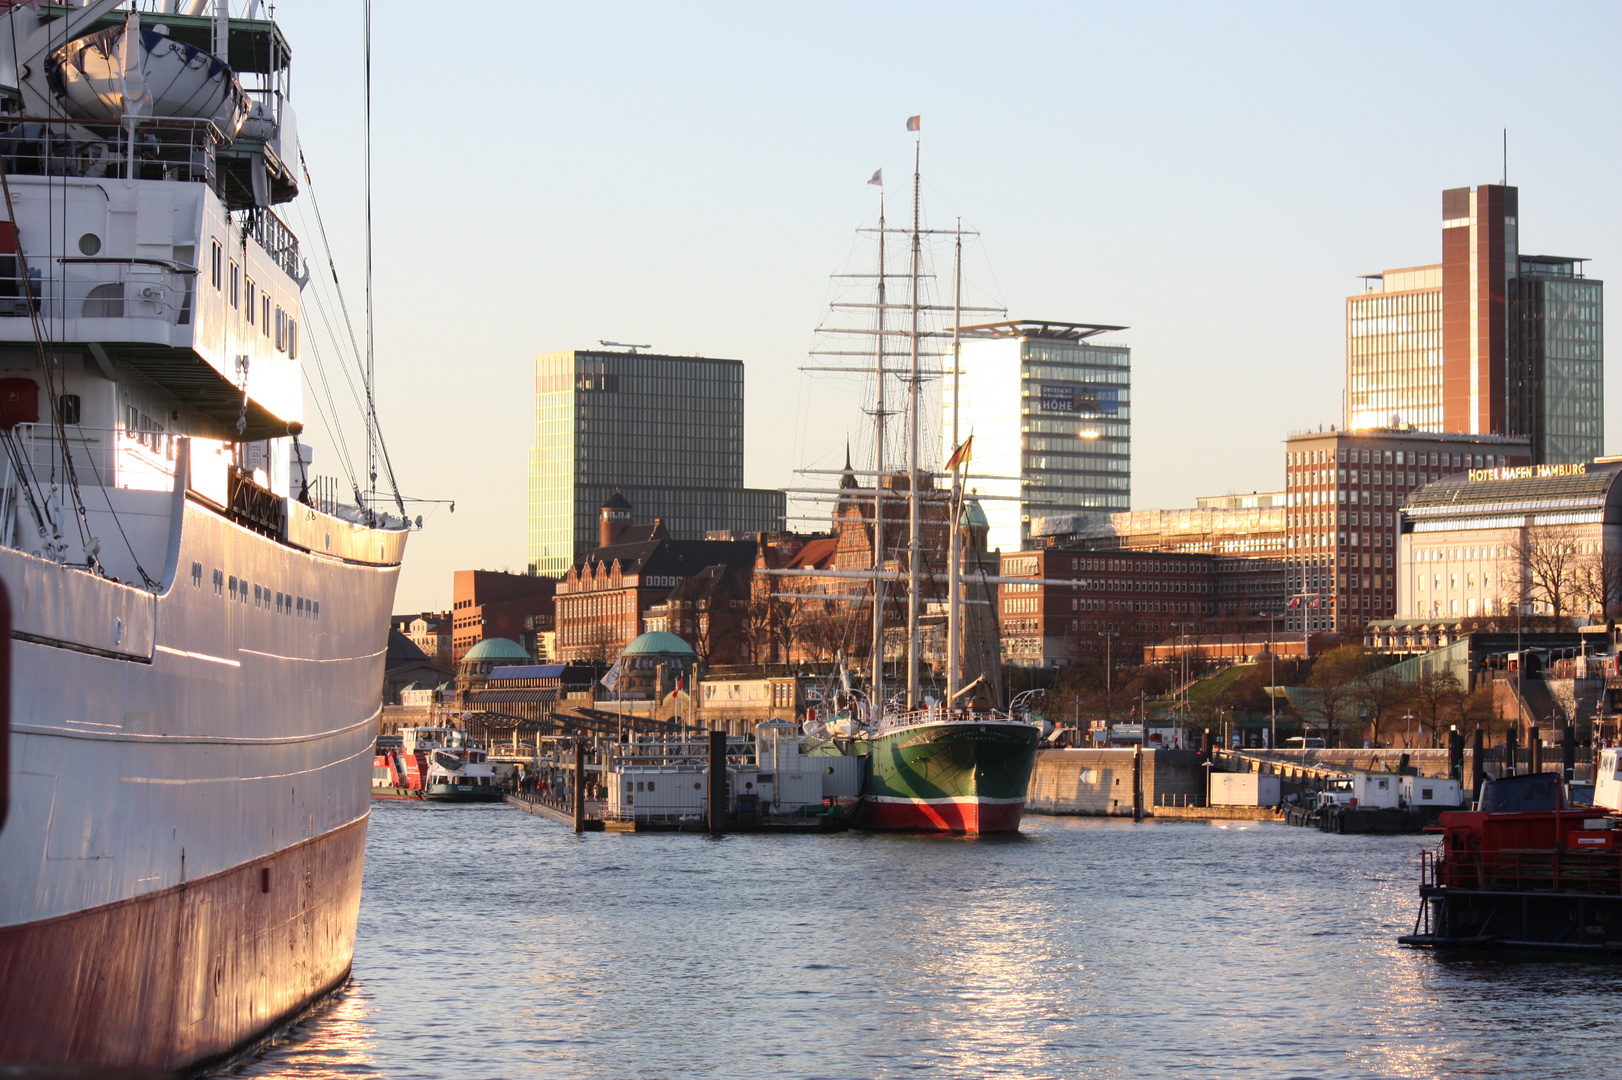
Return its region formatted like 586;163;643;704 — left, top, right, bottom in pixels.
1040;383;1118;415
1468;463;1588;482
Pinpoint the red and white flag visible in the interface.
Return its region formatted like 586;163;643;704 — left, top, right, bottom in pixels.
906;115;921;132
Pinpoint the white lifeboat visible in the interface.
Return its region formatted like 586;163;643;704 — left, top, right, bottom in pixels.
46;18;249;138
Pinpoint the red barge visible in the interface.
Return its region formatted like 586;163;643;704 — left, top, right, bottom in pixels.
1400;773;1622;952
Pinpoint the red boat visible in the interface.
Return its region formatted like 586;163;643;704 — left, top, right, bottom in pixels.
1400;773;1622;952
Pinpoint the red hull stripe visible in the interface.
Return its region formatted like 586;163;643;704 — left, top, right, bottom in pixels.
859;796;1026;834
0;816;368;1072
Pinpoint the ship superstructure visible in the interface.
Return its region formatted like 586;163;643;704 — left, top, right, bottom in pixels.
0;2;407;1071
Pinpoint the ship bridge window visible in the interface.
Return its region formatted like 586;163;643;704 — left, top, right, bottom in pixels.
229;261;239;308
253;584;262;605
261;295;271;338
245;278;256;324
313;601;319;620
211;241;222;289
191;561;202;586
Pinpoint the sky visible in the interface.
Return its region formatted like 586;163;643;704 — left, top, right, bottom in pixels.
270;1;1622;615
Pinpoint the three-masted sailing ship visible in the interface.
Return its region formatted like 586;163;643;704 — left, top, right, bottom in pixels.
780;123;1041;834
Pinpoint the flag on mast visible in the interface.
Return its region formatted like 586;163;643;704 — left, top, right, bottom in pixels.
906;115;921;132
868;168;883;187
944;434;974;471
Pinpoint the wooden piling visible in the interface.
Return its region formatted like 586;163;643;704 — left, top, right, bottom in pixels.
708;730;727;835
573;740;586;833
1562;723;1576;779
1530;726;1542;775
1132;743;1143;822
1471;728;1485;796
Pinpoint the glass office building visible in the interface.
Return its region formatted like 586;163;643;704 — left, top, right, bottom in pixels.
1346;265;1444;430
1345;184;1603;465
528;350;785;576
944;321;1130;554
1509;257;1605;465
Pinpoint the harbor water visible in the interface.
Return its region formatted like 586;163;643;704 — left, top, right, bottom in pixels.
219;802;1618;1079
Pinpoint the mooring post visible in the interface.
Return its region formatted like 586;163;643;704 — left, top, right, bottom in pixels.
1132;742;1143;822
708;729;727;835
1505;725;1519;777
1530;725;1542;775
573;739;586;833
1471;728;1485;799
1448;729;1464;781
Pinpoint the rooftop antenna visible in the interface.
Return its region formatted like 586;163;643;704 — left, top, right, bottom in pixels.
599;341;651;353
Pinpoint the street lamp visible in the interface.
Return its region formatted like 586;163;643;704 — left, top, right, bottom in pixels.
1403;712;1416;750
1099;630;1120;721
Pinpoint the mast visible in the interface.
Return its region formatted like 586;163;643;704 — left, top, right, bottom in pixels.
946;219;963;707
905;138;923;710
363;0;377;510
870;195;887;719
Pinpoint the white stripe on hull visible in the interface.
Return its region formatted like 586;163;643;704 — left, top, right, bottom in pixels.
867;795;1027;806
2;494;403;928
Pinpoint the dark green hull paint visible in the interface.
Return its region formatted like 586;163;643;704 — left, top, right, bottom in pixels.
859;720;1041;802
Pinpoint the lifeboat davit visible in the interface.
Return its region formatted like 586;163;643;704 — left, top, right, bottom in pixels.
45;17;249;138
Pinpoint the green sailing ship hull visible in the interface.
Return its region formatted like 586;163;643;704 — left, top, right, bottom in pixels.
855;719;1041;834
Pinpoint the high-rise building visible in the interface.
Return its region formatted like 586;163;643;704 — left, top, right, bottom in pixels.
945;320;1130;554
1345;185;1602;464
1508;256;1605;465
528;349;786;576
1283;427;1530;634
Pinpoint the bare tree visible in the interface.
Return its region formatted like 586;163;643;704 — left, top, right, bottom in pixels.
1502;525;1591;624
1355;665;1408;747
1405;669;1464;747
1573;544;1622;625
1304;645;1376;748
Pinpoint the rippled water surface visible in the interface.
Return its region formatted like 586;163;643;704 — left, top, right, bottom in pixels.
217;802;1619;1079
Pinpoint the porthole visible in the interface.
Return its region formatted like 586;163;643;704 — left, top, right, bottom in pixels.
78;233;101;256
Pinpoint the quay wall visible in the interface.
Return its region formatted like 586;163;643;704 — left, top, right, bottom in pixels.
1027;749;1205;817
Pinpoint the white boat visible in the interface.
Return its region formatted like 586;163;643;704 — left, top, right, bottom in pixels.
0;2;407;1072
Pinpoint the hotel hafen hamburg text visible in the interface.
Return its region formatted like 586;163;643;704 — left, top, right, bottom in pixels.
1389;460;1622;636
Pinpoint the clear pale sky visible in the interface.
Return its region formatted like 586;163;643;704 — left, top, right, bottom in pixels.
272;1;1621;615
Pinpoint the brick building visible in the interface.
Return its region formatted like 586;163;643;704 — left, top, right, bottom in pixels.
451;570;557;662
555;495;756;662
999;548;1285;668
1283;427;1530;635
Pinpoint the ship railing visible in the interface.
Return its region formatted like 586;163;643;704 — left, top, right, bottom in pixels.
1433;847;1622;895
0;257;194;325
0;115;224;186
241;207;300;280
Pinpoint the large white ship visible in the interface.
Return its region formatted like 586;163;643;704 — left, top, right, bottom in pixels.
0;2;407;1071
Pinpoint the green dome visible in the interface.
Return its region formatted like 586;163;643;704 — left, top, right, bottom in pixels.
463;637;530;662
620;631;696;658
962;499;990;529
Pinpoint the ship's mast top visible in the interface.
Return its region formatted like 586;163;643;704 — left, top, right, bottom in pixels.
905;133;923;711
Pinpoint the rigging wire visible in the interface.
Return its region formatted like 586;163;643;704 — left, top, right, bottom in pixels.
297;152;403;517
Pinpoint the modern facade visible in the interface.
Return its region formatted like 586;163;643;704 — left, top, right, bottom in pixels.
1346;184;1603;464
1283;427;1530;634
945;320;1130;553
1508;257;1605;465
529;349;786;576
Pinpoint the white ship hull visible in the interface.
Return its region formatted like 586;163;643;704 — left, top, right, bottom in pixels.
0;478;405;1070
